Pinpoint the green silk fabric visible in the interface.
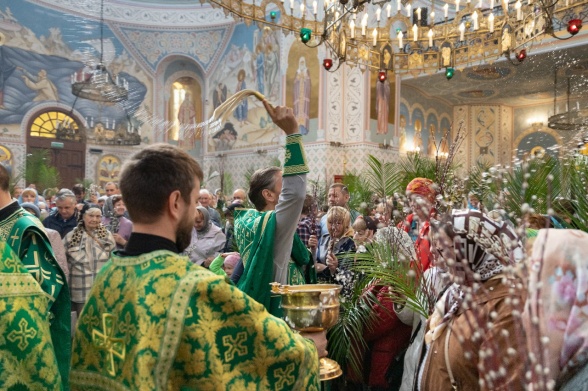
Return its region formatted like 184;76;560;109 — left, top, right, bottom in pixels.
0;208;71;388
71;250;320;390
235;209;316;317
0;241;64;389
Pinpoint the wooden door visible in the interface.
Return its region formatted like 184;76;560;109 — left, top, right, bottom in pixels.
27;137;86;190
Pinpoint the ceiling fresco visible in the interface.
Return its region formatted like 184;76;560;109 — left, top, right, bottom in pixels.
403;44;588;106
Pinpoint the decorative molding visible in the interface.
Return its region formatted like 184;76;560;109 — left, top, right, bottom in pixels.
113;25;230;74
30;0;234;27
344;66;363;143
326;70;342;142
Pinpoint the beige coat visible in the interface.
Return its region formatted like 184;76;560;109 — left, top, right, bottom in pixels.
419;277;527;391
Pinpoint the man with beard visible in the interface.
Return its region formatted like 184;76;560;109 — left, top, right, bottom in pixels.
71;133;324;389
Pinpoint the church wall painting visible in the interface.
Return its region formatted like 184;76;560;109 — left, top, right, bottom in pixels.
286;41;319;137
398;102;409;153
207;24;282;152
369;69;395;143
425;112;439;158
0;3;149;142
411;107;425;153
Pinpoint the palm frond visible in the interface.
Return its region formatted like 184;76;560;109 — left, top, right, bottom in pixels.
343;171;376;214
364;154;401;199
327;274;378;380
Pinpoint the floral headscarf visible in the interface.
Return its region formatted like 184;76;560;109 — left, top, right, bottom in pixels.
406;177;436;204
526;229;588;388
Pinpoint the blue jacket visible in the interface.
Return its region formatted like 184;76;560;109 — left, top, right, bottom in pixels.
43;211;78;238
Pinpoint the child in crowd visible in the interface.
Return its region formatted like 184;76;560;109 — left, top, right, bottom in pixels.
209;252;241;278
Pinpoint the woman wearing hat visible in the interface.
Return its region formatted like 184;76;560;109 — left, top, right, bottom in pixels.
64;204;115;316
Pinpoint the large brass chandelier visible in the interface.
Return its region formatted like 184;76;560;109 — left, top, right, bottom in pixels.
208;0;587;76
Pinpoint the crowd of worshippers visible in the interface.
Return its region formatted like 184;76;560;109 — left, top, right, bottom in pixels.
1;99;587;391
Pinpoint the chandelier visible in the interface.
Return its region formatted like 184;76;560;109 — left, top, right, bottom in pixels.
548;66;588;132
70;0;128;102
208;0;587;75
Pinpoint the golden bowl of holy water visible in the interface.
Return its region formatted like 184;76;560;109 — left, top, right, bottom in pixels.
270;283;342;332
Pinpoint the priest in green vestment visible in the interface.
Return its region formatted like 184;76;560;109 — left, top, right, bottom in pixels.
0;241;64;389
71;113;324;390
0;165;70;388
234;112;316;316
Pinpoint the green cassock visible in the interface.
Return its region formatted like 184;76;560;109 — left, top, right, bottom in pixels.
0;241;64;389
71;250;320;390
234;133;317;317
0;206;71;389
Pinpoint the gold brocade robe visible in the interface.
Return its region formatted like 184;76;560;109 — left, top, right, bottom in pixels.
71;250;320;390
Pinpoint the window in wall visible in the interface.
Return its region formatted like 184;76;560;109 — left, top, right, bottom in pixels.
168;77;202;147
30;110;79;139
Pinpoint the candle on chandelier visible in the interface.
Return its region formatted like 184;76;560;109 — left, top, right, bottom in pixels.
413;24;418;41
490;0;495;8
300;2;305;15
406;3;412;17
444;3;449;17
478;0;483;8
376;8;381;21
313;1;317;15
428;29;434;47
397;0;401;11
417;7;421;20
488;12;495;32
515;0;522;20
503;0;509;12
456;0;460;12
372;28;378;46
350;19;355;39
397;30;403;48
387;4;392;17
113;119;116;129
362;14;367;35
459;22;465;40
290;0;294;12
472;11;479;30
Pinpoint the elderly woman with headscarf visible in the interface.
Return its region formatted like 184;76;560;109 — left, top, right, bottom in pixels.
417;208;526;391
102;195;133;250
399;178;437;272
183;206;226;267
525;229;588;390
64;204;115;316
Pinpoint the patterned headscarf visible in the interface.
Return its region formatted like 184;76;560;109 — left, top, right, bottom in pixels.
406;177;436;204
526;229;588;388
68;204;110;249
425;209;524;345
447;208;524;282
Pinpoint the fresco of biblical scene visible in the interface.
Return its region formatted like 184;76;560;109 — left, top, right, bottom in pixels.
0;5;147;135
96;154;122;188
411;108;425;154
208;24;282;152
398;103;409;153
168;77;202;150
439;117;451;156
370;51;396;144
286;41;319;137
426;113;439;157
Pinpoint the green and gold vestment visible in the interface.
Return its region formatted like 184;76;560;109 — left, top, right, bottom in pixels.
0;203;71;387
71;250;320;390
0;241;63;389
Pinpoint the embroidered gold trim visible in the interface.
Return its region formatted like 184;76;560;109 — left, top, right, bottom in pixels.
111;250;186;267
155;270;201;389
0;273;44;296
70;370;131;391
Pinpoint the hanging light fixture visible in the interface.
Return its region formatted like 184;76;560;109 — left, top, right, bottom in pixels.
208;0;588;75
70;0;128;103
548;66;588;132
